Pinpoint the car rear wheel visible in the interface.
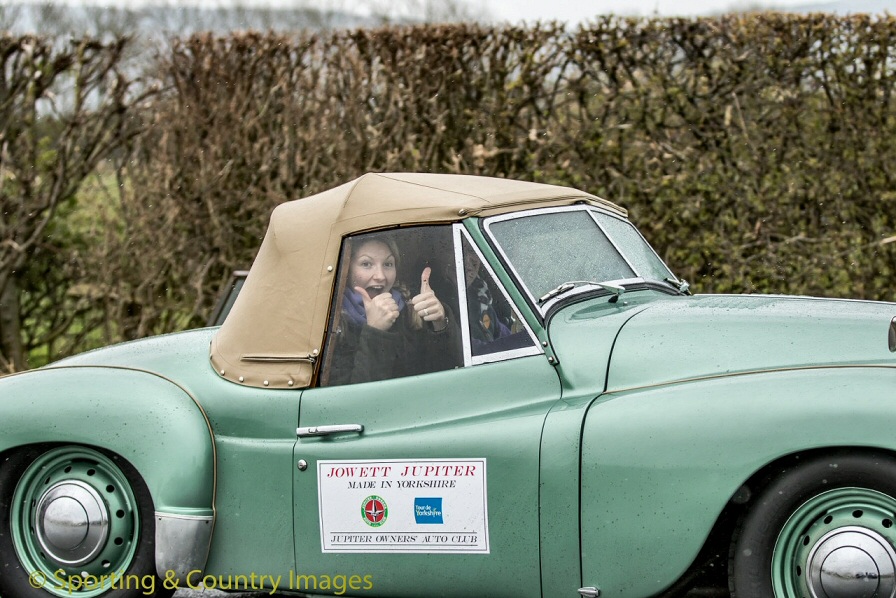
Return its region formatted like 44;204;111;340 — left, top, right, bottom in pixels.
0;445;174;598
730;451;896;598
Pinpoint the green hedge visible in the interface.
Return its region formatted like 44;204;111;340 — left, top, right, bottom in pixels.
4;14;896;368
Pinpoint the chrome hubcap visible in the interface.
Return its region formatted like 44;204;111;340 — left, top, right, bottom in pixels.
807;526;896;598
35;480;110;566
11;447;142;597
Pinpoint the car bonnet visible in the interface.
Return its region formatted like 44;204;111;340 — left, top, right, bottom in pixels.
604;294;896;391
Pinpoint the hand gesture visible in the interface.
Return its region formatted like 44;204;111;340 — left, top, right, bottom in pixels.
355;286;400;331
411;267;447;332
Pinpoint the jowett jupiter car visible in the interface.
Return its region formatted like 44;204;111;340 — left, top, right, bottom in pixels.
3;173;896;598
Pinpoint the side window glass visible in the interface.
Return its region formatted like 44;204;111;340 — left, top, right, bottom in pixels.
320;226;462;386
460;236;538;361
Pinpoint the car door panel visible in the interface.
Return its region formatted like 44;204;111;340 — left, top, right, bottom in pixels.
293;357;559;597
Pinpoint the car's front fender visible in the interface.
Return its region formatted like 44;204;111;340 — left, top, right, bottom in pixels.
579;365;896;597
0;365;216;579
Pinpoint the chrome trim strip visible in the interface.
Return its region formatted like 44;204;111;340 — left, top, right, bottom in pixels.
470;345;542;365
483;203;620;225
603;363;896;396
585;210;639;277
240;354;316;363
587;209;677;282
155;512;214;581
453;224;474;368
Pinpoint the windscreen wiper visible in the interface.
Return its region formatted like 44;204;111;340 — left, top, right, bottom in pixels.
664;277;691;295
538;282;577;304
538;281;627;304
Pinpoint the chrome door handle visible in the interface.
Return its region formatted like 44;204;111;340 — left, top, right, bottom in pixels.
296;424;364;437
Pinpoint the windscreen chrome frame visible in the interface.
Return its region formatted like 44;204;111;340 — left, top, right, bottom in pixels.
483;205;679;316
452;224;543;367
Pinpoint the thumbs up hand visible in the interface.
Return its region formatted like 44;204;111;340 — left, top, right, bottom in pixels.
356;286;400;331
411;267;447;332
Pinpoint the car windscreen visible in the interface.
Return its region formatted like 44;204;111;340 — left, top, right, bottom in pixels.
485;207;675;305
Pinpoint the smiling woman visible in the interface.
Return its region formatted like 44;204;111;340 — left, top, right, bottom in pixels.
322;227;463;386
346;236;402;332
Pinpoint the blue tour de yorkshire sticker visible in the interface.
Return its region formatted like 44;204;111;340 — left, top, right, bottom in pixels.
414;497;444;524
362;495;388;527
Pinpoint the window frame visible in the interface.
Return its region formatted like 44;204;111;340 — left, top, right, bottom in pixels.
453;224;543;367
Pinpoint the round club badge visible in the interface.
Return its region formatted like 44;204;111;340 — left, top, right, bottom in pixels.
362;495;388;527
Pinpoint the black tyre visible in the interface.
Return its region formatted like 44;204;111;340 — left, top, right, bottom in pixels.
730;451;896;598
0;445;175;598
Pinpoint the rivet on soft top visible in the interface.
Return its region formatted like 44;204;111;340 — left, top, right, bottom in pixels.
288;380;294;386
312;349;319;356
220;369;225;375
458;208;468;216
264;380;269;386
238;376;244;383
327;266;333;272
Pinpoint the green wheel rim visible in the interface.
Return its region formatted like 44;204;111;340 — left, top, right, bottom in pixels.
10;447;141;597
772;487;896;598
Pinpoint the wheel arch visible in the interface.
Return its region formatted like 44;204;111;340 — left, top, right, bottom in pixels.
0;365;216;578
664;445;896;595
726;446;896;597
731;446;896;508
579;365;896;597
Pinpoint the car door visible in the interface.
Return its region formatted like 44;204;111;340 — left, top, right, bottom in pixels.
292;224;560;598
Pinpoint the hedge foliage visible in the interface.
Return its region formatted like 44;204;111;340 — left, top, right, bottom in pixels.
4;13;896;368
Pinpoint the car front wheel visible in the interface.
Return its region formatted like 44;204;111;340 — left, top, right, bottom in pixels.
0;445;174;598
730;451;896;598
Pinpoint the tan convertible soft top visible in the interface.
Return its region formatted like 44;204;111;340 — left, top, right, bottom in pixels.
209;172;625;389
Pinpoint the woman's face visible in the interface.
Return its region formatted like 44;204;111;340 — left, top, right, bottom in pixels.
350;240;397;298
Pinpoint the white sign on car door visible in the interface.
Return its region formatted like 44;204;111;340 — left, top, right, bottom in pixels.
317;458;489;554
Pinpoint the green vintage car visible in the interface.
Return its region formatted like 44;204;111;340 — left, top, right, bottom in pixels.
2;173;896;598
